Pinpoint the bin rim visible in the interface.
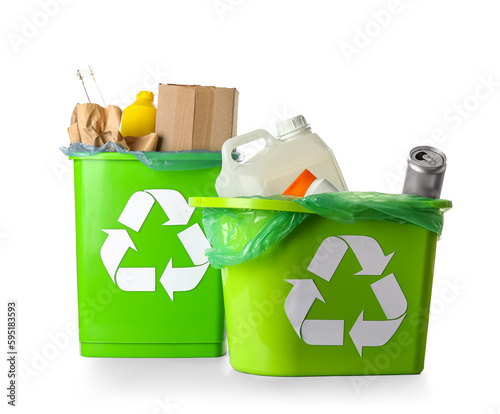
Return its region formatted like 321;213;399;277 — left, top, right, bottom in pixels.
189;193;452;214
189;196;314;213
69;151;222;161
69;152;136;160
194;192;452;269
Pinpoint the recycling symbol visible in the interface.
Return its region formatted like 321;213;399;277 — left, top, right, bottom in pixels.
99;189;211;300
284;235;407;356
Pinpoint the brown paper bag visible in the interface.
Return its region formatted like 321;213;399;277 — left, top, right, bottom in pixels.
123;133;159;151
68;103;130;149
68;103;160;151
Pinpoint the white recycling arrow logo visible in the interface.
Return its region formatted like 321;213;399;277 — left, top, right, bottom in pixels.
99;189;211;300
284;235;407;356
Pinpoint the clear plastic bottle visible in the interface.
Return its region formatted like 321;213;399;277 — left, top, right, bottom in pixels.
216;115;348;197
120;91;157;138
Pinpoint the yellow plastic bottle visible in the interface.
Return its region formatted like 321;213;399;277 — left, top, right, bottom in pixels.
120;91;157;137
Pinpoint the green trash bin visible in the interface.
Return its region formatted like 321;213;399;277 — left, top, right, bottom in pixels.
189;193;451;376
70;152;225;358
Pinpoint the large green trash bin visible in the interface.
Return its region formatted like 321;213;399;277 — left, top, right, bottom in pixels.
190;194;451;376
71;152;225;357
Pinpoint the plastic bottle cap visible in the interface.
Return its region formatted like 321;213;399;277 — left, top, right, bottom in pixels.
276;115;309;138
137;91;154;101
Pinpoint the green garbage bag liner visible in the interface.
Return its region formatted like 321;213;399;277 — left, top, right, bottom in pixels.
61;142;221;171
201;192;452;269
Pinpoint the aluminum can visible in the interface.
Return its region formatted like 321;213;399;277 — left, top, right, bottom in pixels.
402;146;446;199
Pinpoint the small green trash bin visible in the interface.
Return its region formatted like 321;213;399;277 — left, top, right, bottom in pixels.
71;152;225;357
190;193;451;376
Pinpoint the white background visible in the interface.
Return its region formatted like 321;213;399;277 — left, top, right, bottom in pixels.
1;0;499;413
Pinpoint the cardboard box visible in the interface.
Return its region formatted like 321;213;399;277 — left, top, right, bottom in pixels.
155;84;239;151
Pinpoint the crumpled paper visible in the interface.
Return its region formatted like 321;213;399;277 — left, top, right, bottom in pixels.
68;103;158;151
124;132;158;151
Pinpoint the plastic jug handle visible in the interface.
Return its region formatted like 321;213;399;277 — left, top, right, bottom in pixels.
221;129;276;165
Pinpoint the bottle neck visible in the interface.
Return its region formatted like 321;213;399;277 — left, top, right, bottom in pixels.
135;98;155;107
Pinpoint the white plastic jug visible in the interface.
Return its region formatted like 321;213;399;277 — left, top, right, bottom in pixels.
215;115;348;197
